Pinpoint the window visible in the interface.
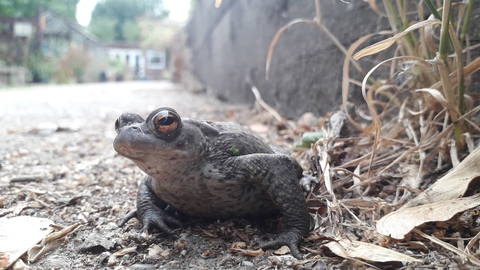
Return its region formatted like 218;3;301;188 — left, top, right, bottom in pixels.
146;50;165;69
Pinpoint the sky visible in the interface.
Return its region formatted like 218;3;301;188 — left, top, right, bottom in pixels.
76;0;191;26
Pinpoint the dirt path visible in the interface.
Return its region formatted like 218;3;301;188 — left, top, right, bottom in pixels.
1;82;290;269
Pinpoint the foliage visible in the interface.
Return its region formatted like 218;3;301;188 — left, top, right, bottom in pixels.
54;44;90;83
27;53;57;82
88;17;117;42
0;0;79;20
89;0;169;41
107;58;129;81
122;20;142;42
138;18;180;50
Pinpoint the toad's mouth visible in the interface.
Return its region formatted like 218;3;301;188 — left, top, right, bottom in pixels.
113;139;191;162
113;142;145;160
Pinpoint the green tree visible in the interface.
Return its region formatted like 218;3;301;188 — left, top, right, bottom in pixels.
89;0;168;41
0;0;79;21
122;20;142;42
88;17;117;42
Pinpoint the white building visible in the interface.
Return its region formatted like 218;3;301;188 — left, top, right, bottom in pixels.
105;42;166;79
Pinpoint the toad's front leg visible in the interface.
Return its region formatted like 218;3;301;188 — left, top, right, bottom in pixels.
118;176;183;234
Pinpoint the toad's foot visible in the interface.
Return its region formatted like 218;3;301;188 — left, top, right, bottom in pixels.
136;204;183;234
117;209;137;227
257;230;305;259
118;177;183;234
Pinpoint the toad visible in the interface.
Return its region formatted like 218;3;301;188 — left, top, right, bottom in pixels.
114;107;313;258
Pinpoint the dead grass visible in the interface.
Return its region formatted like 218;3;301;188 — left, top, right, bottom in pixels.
267;0;480;268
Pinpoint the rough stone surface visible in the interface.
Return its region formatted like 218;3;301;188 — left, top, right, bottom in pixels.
186;1;480;118
186;0;388;118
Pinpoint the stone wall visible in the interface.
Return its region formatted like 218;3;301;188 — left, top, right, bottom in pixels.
0;67;28;87
185;0;388;118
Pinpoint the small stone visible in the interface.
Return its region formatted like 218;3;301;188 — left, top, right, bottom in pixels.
9;175;43;183
242;261;254;267
107;255;117;266
18;149;29;156
128;264;156;270
97;252;110;264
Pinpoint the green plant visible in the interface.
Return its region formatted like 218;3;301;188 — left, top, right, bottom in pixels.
54;43;90;83
27;53;58;82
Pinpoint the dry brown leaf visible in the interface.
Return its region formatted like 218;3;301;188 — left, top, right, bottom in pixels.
0;216;54;269
147;245;163;258
230;248;265;257
416;88;460;118
230;242;246;249
273;245;290;255
230;242;262;257
315;144;333;196
323;239;421;263
403;241;429;251
160;249;171;257
401;164;423;191
28;223;82;262
113;246;137;257
173;238;187;251
352;165;362;195
466;231;480;255
428;57;480;92
402;146;480;209
354;19;442;60
28;239;64;263
377;194;480;239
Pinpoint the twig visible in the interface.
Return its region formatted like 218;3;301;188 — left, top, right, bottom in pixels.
250;85;293;129
414;228;480;266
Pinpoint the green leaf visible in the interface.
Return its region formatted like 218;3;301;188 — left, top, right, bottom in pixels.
293;132;324;149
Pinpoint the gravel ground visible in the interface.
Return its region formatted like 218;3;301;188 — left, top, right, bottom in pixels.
0;82;313;269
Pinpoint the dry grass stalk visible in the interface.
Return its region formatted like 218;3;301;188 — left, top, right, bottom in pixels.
265;0;480;266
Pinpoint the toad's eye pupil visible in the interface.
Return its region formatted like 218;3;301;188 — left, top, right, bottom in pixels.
158;115;174;125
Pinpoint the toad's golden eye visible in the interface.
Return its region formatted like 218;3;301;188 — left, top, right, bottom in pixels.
152;110;180;136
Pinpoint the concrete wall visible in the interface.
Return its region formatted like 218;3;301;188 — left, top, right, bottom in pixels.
186;0;388;118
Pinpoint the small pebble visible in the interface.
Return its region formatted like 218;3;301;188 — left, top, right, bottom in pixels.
242;261;254;267
9;175;43;183
128;264;156;270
